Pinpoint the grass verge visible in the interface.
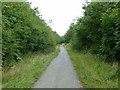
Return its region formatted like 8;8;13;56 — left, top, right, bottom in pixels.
65;45;118;88
0;68;2;90
2;46;60;88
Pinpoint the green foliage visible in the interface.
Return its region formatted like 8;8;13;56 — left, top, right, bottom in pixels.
99;4;120;60
64;23;76;43
64;2;119;61
2;2;60;67
52;31;63;44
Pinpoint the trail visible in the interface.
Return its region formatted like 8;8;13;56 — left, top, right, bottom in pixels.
33;46;82;88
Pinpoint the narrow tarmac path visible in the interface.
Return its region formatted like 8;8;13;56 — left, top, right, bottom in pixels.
33;46;82;88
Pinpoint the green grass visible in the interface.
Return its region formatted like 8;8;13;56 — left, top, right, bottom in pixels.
65;45;118;88
0;68;2;90
2;46;60;88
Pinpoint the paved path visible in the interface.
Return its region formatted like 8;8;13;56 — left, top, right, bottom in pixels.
33;46;82;88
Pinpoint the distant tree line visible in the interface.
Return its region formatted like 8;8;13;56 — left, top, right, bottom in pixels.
64;2;120;61
2;2;61;67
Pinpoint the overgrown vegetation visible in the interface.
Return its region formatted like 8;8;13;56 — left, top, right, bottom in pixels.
64;2;119;88
2;2;61;67
65;45;118;88
64;2;120;61
2;46;59;88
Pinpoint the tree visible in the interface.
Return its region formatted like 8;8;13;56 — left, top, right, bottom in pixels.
64;2;119;61
2;2;61;67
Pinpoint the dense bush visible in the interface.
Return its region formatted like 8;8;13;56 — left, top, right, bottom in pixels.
2;2;60;67
64;2;120;61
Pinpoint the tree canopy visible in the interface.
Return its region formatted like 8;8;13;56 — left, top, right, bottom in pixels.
64;2;120;61
2;2;61;67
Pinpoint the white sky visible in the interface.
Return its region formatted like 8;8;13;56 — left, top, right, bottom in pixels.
26;0;88;36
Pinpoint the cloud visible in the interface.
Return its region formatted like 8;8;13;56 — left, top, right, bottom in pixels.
27;0;86;36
